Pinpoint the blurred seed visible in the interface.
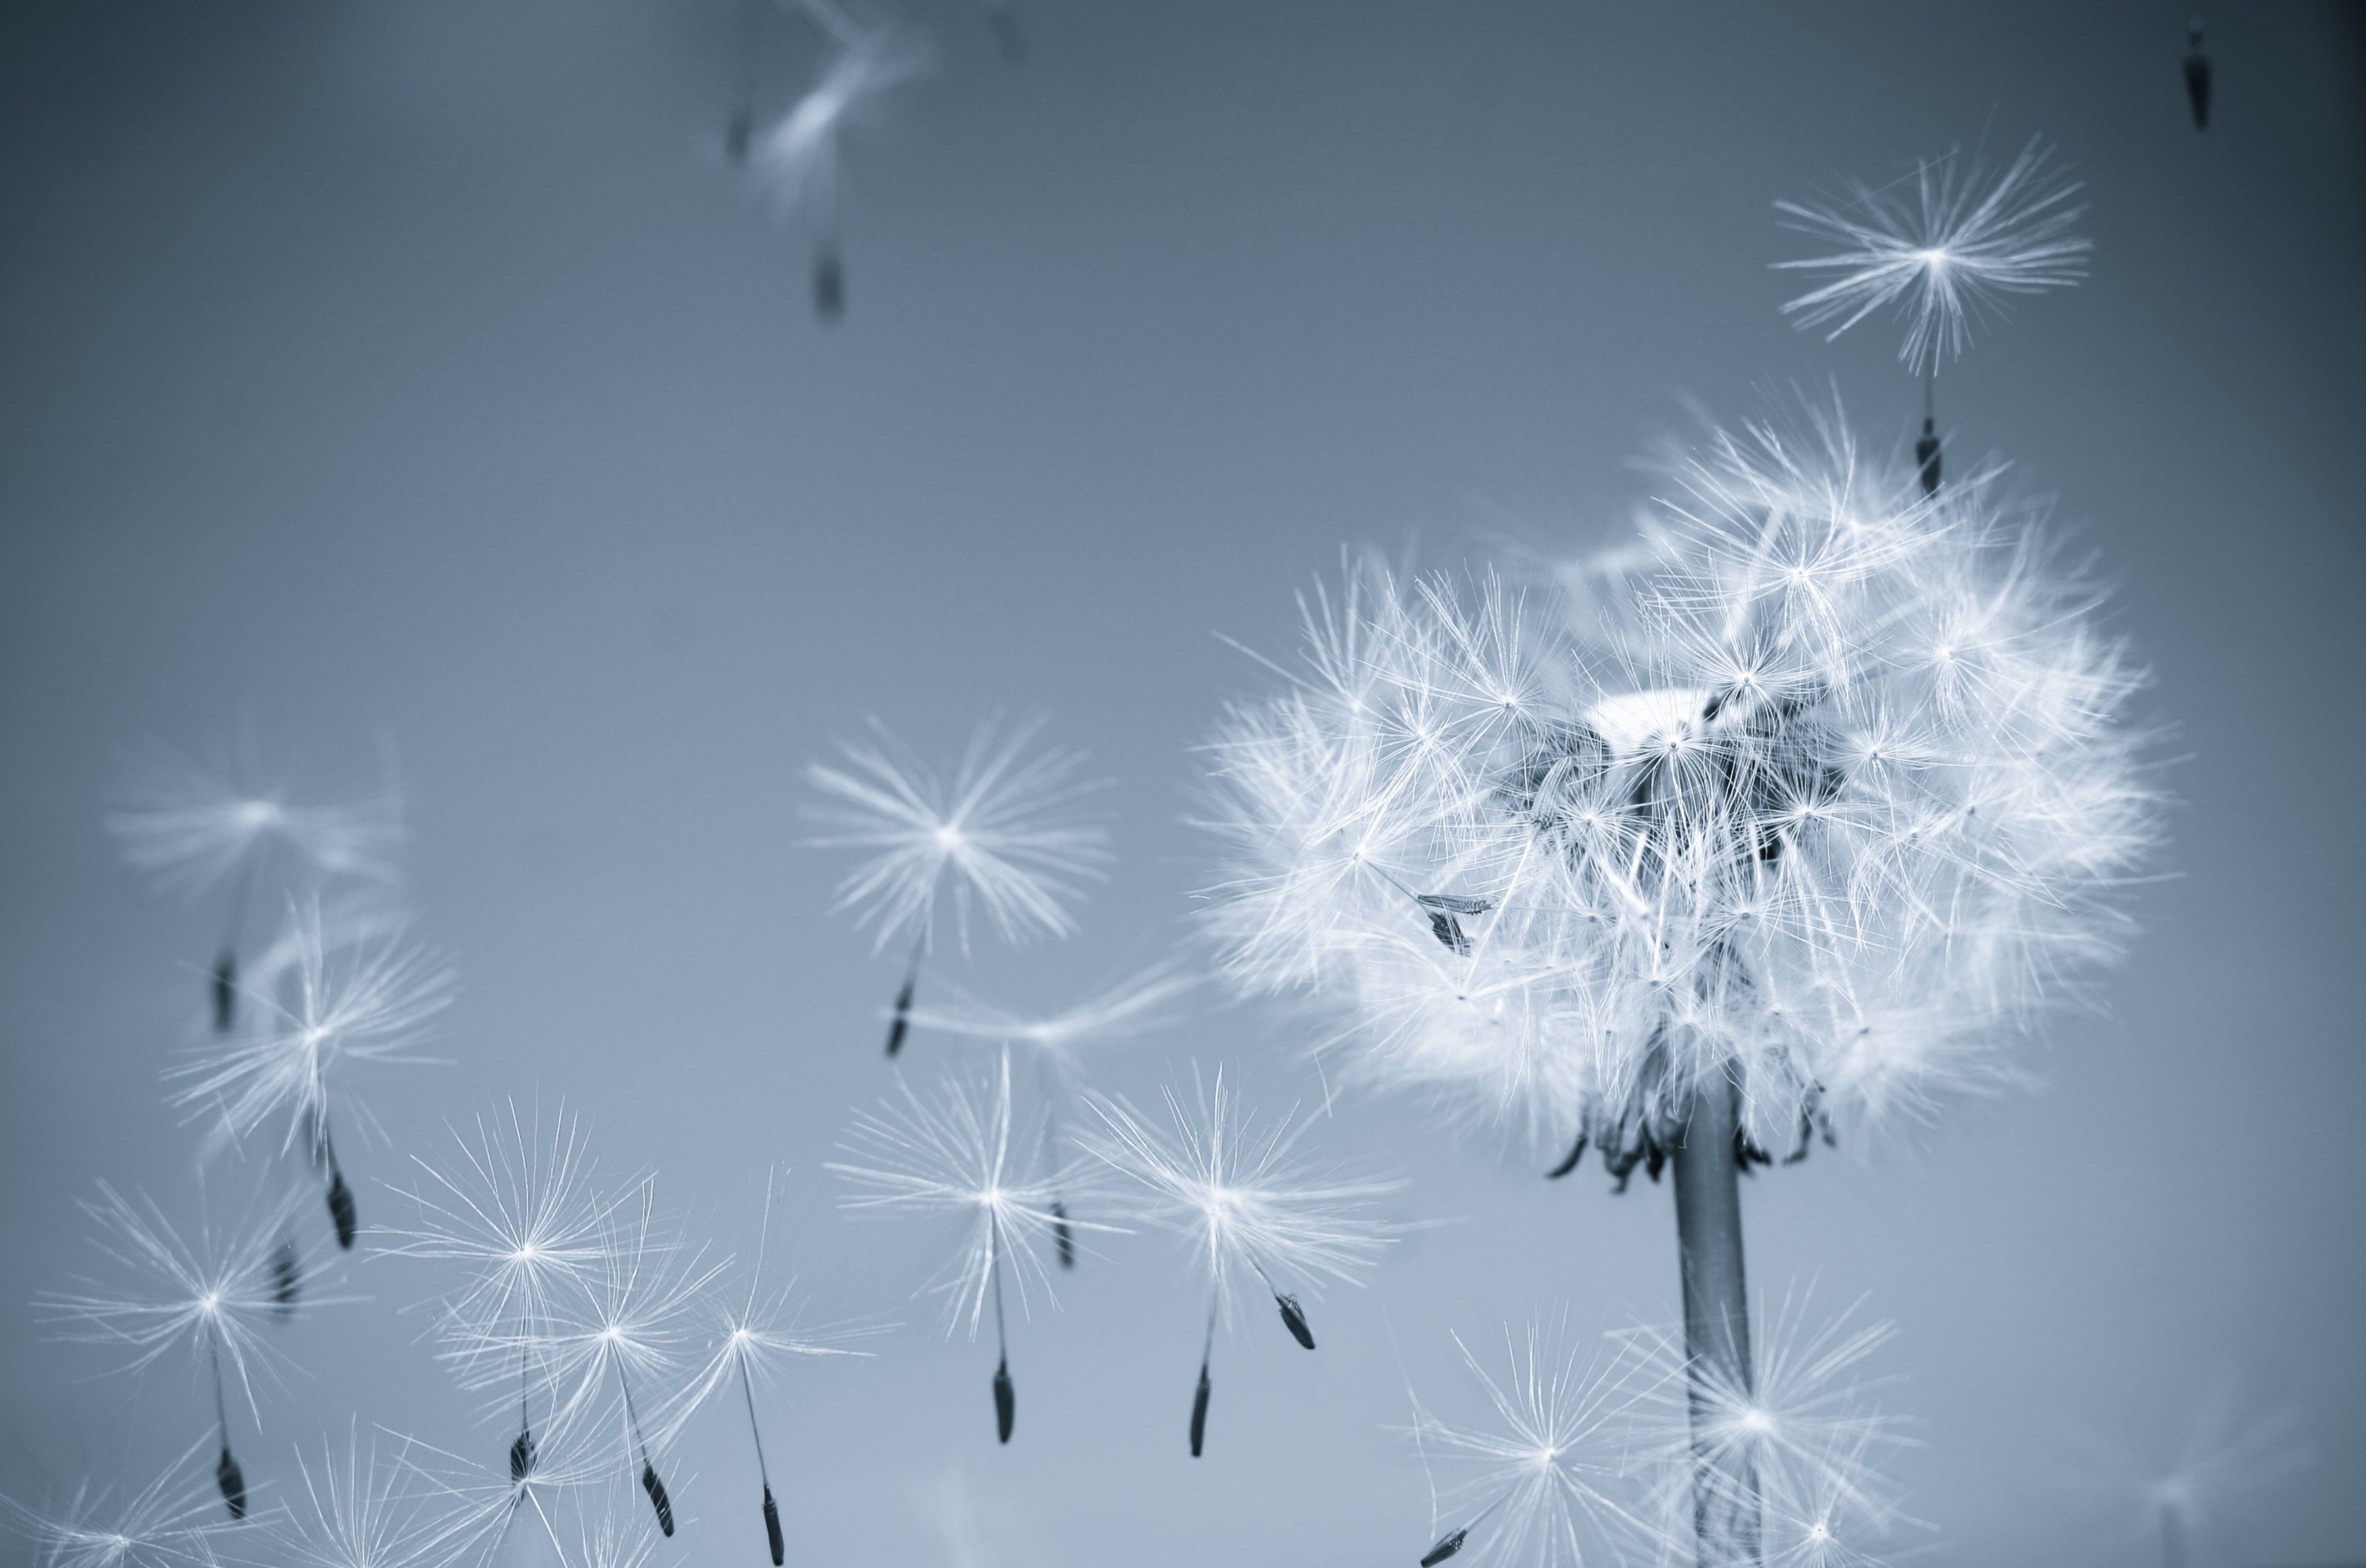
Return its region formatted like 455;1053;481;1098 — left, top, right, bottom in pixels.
327;1172;358;1250
1544;1132;1589;1180
885;975;915;1058
812;248;846;325
1189;1360;1211;1458
270;1237;300;1314
212;950;237;1034
1915;419;1942;496
2184;19;2212;129
992;1357;1015;1444
1051;1199;1075;1270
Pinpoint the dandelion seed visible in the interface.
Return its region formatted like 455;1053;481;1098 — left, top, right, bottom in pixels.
832;1051;1106;1442
1204;405;2154;1557
676;1171;877;1561
530;1188;721;1538
2069;1375;2305;1568
1401;1311;1654;1568
1083;1067;1396;1457
2183;19;2212;131
42;1180;345;1517
807;716;1108;1059
1776;140;2089;490
752;1;931;322
109;739;404;1033
3;1439;233;1568
384;1101;626;1477
905;960;1197;1266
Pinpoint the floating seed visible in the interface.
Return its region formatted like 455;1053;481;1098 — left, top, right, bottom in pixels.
1426;912;1472;956
762;1485;784;1566
1275;1293;1315;1350
327;1172;358;1250
211;951;237;1034
1050;1199;1075;1270
270;1237;300;1313
641;1462;676;1537
2184;21;2212;129
884;976;914;1058
1915;419;1942;497
216;1445;247;1521
812;248;845;325
1420;1527;1468;1567
992;1357;1015;1444
726;107;754;165
1189;1362;1211;1458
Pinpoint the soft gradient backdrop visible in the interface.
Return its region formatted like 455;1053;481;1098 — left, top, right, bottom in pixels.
3;3;2361;1565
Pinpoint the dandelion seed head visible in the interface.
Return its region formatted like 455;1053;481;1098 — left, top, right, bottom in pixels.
108;742;404;897
1201;407;2156;1159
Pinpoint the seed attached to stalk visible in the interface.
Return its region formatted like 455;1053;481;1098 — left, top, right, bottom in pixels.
1050;1199;1075;1270
211;950;237;1034
509;1427;536;1484
1189;1361;1212;1458
1915;419;1942;496
1274;1293;1316;1350
270;1237;301;1312
641;1462;675;1537
762;1485;784;1567
327;1171;358;1250
1420;1527;1468;1566
216;1444;247;1521
992;1356;1015;1444
812;246;845;325
2184;20;2212;129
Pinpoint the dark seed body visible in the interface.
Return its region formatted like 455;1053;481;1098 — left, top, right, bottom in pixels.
762;1485;784;1566
641;1462;675;1536
2184;44;2210;128
1275;1294;1316;1350
993;1358;1015;1444
885;978;914;1057
216;1446;247;1521
271;1238;301;1311
212;952;237;1034
1051;1201;1075;1270
1544;1133;1589;1180
1189;1364;1211;1458
1915;420;1942;497
509;1428;536;1483
1421;1527;1469;1566
1426;912;1472;956
812;251;845;324
328;1172;358;1249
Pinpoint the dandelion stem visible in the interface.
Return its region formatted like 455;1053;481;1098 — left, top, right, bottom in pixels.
1672;1070;1761;1565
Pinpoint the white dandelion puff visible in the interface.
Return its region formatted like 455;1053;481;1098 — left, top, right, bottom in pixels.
1403;1312;1656;1568
170;898;453;1250
829;1050;1107;1443
675;1172;879;1567
530;1187;722;1540
107;737;405;1034
41;1182;353;1521
2;1439;234;1568
1774;138;2090;377
275;1426;444;1568
1201;403;2146;1559
1082;1065;1398;1456
805;716;1109;1058
383;1101;629;1483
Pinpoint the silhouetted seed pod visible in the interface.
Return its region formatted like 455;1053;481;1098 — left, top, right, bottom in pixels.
1420;1527;1468;1567
762;1485;784;1566
885;976;915;1058
212;950;237;1034
327;1172;358;1250
1544;1132;1589;1180
1275;1293;1315;1350
509;1427;536;1483
641;1462;676;1537
1188;1363;1211;1457
1426;912;1471;956
992;1357;1015;1444
216;1445;247;1521
2185;21;2212;129
1050;1199;1075;1269
812;248;845;324
271;1237;300;1313
1915;419;1942;497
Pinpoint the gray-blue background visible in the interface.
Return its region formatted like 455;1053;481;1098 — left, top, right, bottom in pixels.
3;3;2361;1564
